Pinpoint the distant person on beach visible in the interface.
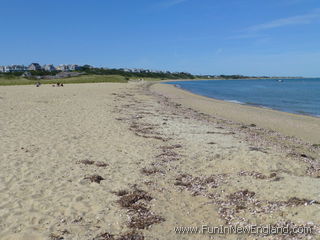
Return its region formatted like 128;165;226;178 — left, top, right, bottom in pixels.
35;82;41;87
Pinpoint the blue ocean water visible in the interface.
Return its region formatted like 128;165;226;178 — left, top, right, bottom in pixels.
166;78;320;117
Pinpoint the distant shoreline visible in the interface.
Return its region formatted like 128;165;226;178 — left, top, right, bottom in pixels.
161;76;311;83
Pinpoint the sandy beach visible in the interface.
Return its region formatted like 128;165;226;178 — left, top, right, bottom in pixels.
0;82;320;240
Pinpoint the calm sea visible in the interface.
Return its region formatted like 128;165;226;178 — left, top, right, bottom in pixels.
166;78;320;117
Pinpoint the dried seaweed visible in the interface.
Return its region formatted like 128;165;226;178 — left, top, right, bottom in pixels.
114;187;164;230
117;231;144;240
156;149;181;162
49;233;64;240
281;197;319;206
174;174;228;196
249;147;268;153
79;159;95;165
128;213;164;229
93;232;115;240
238;171;268;179
84;175;104;184
227;189;256;204
95;161;108;167
141;167;163;175
113;190;129;196
117;189;152;208
160;144;182;150
206;131;235;135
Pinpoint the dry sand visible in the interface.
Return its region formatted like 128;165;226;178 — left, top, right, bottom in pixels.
0;82;319;240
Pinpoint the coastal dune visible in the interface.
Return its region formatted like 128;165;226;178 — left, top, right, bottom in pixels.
0;82;319;239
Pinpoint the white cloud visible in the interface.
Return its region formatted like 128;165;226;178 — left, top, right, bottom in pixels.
246;8;320;32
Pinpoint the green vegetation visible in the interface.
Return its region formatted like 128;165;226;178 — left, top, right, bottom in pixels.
29;70;59;76
77;66;195;80
216;75;270;79
0;75;128;86
0;72;23;78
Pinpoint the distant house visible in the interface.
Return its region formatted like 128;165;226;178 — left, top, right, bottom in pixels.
0;65;28;73
56;64;68;71
4;66;12;72
11;65;28;72
68;64;80;71
28;63;42;71
56;64;79;71
131;68;144;73
43;64;56;72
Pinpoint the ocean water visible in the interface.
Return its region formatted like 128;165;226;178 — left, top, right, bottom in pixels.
166;78;320;117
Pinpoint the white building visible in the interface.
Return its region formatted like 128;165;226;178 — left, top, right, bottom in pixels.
68;64;79;71
132;68;144;73
56;65;68;71
56;64;80;71
43;64;56;71
12;65;28;72
0;65;28;72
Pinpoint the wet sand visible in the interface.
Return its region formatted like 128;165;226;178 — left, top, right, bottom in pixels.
0;82;319;240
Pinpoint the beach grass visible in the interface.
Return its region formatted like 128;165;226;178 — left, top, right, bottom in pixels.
0;74;128;86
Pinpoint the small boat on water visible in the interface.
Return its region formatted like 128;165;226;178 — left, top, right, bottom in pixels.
277;79;284;82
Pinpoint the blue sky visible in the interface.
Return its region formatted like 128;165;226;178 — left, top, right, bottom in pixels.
1;0;320;76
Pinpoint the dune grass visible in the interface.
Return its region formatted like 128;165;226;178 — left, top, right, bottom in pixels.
0;75;128;86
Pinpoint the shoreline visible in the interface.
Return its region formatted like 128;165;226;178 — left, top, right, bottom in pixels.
150;82;320;143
